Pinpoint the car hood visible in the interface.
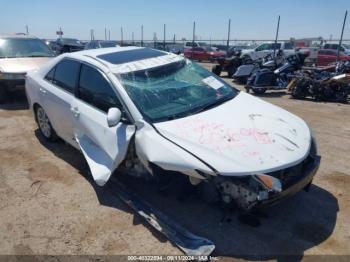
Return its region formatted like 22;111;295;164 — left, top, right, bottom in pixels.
241;49;255;55
0;57;53;74
154;92;311;176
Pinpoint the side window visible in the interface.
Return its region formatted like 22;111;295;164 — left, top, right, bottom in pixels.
52;59;80;93
284;42;294;50
78;64;122;113
193;47;202;52
256;44;268;51
45;67;56;82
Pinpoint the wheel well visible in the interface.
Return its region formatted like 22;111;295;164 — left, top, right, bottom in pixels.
33;103;41;122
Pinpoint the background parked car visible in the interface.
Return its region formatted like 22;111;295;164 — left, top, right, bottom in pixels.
323;43;350;56
240;42;295;62
183;41;208;49
316;49;350;66
0;34;55;102
184;46;226;62
85;40;119;50
51;38;84;54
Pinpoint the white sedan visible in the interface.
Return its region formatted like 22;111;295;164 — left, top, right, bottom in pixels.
25;47;320;210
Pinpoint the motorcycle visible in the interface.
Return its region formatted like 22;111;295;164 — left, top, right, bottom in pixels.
288;61;350;102
245;53;308;94
233;51;285;85
212;50;243;77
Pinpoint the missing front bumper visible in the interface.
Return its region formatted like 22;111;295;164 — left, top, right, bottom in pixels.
214;155;321;210
258;155;321;207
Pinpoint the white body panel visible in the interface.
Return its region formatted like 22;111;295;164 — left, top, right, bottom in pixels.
241;42;295;61
25;47;312;186
154;92;311;176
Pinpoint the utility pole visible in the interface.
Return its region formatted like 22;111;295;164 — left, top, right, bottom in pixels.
105;28;107;40
121;27;123;46
273;15;280;59
192;21;195;59
173;34;176;44
226;19;231;50
25;25;29;35
141;25;144;47
163;24;166;51
337;10;348;62
132;32;134;45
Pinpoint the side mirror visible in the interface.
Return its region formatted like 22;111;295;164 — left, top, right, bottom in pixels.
107;107;121;127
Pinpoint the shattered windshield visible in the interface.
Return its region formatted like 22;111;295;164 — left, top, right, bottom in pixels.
118;61;238;122
0;38;55;58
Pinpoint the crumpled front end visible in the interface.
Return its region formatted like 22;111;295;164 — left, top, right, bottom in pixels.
205;139;320;210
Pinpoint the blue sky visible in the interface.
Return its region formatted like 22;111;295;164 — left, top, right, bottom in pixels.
1;0;349;41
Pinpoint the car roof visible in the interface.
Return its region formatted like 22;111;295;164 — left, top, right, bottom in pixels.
0;33;39;39
65;46;184;74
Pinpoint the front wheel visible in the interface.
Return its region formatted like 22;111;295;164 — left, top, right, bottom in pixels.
252;88;267;94
212;65;222;76
242;55;253;64
291;87;307;99
35;106;57;141
227;66;237;78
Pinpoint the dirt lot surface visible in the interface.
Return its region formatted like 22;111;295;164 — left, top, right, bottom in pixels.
0;62;350;260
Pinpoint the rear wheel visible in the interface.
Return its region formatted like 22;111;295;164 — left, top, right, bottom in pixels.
291;86;307;99
35;106;57;141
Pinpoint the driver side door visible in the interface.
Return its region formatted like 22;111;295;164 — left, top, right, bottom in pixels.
71;63;135;186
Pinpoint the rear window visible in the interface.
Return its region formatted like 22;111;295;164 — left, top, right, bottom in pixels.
284;42;294;49
97;48;166;64
52;59;80;93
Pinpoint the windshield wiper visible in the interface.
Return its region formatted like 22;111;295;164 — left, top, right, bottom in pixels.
27;55;53;57
192;94;235;115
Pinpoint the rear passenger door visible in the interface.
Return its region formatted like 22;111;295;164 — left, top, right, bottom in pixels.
71;63;135;186
41;59;80;145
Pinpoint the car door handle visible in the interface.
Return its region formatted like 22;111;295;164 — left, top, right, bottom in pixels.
39;87;47;94
70;107;80;118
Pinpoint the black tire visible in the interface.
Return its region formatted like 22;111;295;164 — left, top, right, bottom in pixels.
252;88;267;94
62;45;70;53
242;55;253;64
0;87;8;104
35;106;58;141
212;65;222;76
227;66;237;78
291;87;307;99
334;87;349;102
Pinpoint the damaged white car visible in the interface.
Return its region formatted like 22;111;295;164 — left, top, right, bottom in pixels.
25;47;320;210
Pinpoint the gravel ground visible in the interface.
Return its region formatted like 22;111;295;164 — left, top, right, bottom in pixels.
0;62;349;260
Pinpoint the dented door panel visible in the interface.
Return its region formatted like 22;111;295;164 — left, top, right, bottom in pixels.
72;98;135;186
